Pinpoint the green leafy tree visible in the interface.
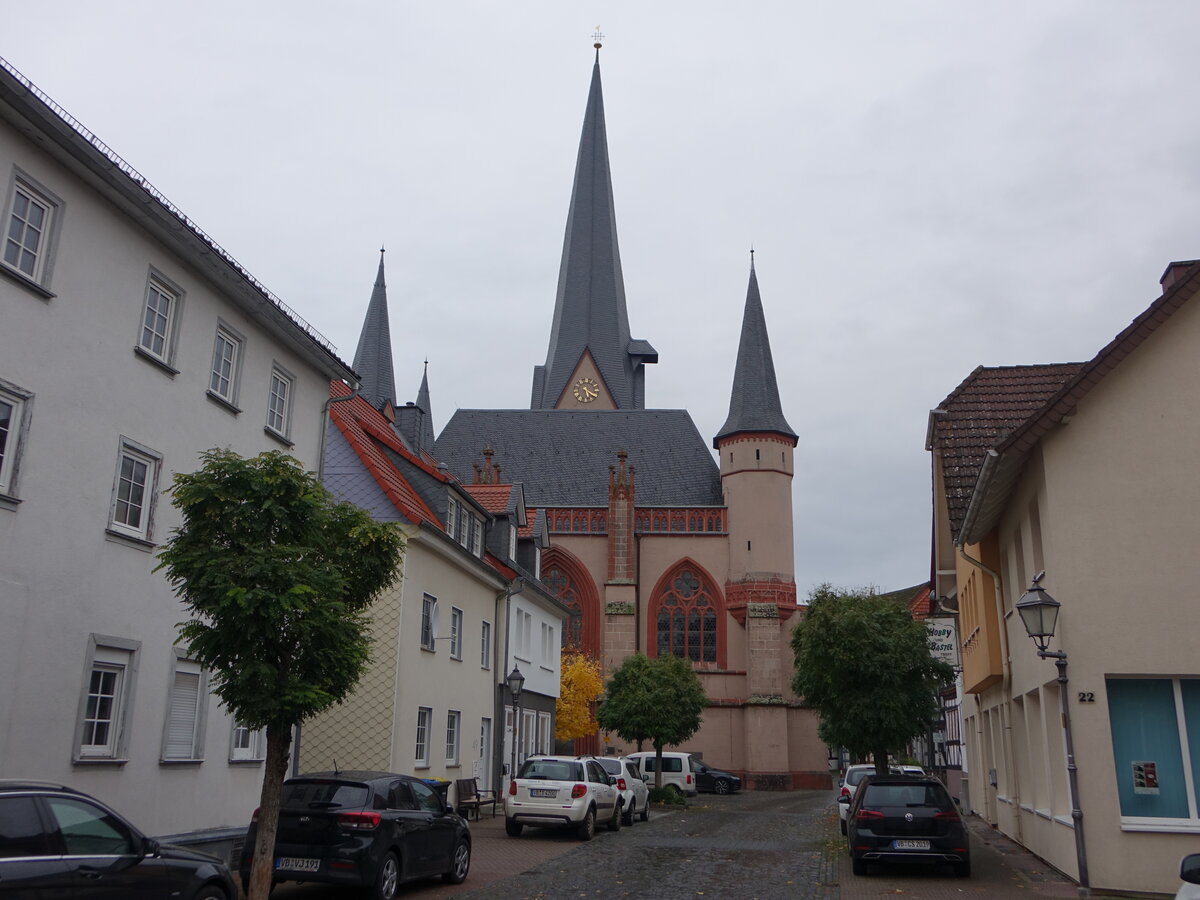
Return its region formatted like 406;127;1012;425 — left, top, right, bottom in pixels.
156;449;404;900
791;584;953;776
597;653;707;790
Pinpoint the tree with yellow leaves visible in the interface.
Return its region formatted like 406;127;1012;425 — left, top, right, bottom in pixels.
556;650;604;740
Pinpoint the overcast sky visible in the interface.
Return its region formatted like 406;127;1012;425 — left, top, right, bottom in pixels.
8;2;1200;595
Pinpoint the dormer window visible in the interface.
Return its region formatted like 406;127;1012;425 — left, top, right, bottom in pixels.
509;526;517;561
446;497;458;537
446;494;483;557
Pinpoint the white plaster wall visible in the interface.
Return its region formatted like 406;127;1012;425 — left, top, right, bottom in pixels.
0;121;340;836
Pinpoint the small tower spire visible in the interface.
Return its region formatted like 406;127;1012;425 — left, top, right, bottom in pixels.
353;247;397;410
415;359;435;451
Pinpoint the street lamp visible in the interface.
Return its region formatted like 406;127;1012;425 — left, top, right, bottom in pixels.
507;665;525;788
1015;573;1089;897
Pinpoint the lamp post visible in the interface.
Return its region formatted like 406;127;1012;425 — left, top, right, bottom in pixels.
506;665;525;790
1015;573;1089;897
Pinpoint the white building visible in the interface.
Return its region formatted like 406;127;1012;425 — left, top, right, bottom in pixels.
0;57;354;847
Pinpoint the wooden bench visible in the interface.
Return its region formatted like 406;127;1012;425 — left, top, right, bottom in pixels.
454;777;498;820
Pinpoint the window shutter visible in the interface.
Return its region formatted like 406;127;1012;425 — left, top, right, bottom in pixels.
164;665;201;759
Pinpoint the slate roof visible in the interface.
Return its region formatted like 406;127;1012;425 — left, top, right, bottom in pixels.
929;364;1084;544
531;55;655;410
715;263;796;445
415;363;436;452
434;409;723;507
352;250;397;409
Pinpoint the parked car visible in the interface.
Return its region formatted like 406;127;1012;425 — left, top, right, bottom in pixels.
0;779;237;899
238;770;470;899
626;751;699;797
692;760;742;795
846;773;970;878
837;763;893;834
1178;853;1200;900
505;755;621;839
597;756;651;825
897;765;926;776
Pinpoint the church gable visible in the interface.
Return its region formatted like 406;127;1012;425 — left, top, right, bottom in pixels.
555;349;616;410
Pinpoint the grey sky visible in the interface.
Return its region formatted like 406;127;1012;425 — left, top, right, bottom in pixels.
9;2;1200;595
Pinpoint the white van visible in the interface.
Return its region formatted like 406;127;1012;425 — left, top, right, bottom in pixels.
626;751;698;797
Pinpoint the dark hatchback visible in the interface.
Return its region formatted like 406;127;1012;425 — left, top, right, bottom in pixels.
0;779;237;899
692;761;742;795
239;771;470;899
846;774;970;878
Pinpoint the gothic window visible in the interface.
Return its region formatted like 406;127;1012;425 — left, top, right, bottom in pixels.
542;552;600;657
654;566;719;664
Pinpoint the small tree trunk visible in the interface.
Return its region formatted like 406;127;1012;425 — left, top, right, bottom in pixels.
248;724;293;900
654;741;663;790
872;749;889;777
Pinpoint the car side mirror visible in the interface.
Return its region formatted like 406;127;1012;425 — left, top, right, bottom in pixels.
141;837;160;858
1182;853;1200;885
837;794;850;805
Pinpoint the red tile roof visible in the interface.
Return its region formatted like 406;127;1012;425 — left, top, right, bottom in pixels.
464;484;513;514
930;364;1084;543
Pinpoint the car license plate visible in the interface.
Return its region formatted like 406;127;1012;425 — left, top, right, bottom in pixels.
892;839;930;850
529;788;557;798
276;857;321;872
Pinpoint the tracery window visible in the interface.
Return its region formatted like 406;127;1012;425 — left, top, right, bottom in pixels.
544;565;583;650
541;550;599;657
655;568;718;663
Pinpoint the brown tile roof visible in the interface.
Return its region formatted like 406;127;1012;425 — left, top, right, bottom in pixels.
463;484;513;514
930;364;1084;543
518;510;539;539
876;582;934;619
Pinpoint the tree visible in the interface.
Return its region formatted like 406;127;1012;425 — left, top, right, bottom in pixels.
156;449;404;900
556;650;604;741
596;653;707;789
791;584;953;777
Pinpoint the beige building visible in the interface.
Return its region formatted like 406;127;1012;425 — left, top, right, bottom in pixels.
928;260;1200;894
0;57;353;845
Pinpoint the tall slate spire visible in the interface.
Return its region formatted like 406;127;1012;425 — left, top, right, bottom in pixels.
531;50;656;409
415;361;435;451
714;260;796;445
353;248;397;410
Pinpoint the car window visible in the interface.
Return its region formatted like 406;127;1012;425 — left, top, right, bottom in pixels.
282;780;370;810
587;762;607;783
520;760;578;781
627;761;641;780
409;781;443;814
663;757;682;773
598;758;620;775
44;797;135;856
387;781;416;810
862;784;949;808
846;769;870;787
0;796;49;857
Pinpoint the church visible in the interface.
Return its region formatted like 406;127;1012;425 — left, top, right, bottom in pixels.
356;47;829;789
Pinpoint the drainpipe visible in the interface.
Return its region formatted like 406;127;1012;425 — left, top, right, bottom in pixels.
957;542;1022;843
498;578;526;788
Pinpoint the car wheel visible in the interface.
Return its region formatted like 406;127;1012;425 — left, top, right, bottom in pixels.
851;856;868;876
443;839;471;884
622;798;635;826
714;779;731;795
953;859;971;878
639;798;649;822
608;801;622;832
668;784;683;799
372;851;400;900
504;817;523;837
578;806;596;841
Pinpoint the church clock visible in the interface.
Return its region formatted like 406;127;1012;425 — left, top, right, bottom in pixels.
572;377;601;403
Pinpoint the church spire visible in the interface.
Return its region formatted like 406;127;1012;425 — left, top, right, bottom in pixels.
415;360;435;451
531;49;656;410
714;260;796;446
352;247;397;410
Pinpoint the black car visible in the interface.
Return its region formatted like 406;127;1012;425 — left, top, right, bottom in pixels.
692;761;741;795
846;773;970;878
239;771;470;899
0;779;237;899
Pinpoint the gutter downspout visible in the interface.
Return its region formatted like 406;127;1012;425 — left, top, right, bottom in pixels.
293;381;362;777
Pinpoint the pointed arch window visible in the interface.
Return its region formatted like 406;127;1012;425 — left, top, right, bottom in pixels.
654;565;720;664
541;549;600;658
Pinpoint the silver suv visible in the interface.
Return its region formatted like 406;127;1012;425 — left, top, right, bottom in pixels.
504;756;621;840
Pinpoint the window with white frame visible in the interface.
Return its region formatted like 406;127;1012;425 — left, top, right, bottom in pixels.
509;526;517;560
540;622;555;668
162;656;205;761
108;439;160;541
77;637;138;760
1106;677;1200;825
208;325;243;406
137;276;180;365
265;366;293;438
480;620;492;670
514;609;532;660
230;720;265;762
420;595;438;651
446;497;458;540
521;709;537;764
0;383;30;497
471;517;483;556
538;711;553;755
446;710;461;765
415;707;432;767
3;179;55;284
449;607;463;659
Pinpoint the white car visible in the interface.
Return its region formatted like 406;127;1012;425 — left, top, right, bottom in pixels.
598;756;650;825
626;751;699;797
1178;853;1200;900
504;755;621;840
